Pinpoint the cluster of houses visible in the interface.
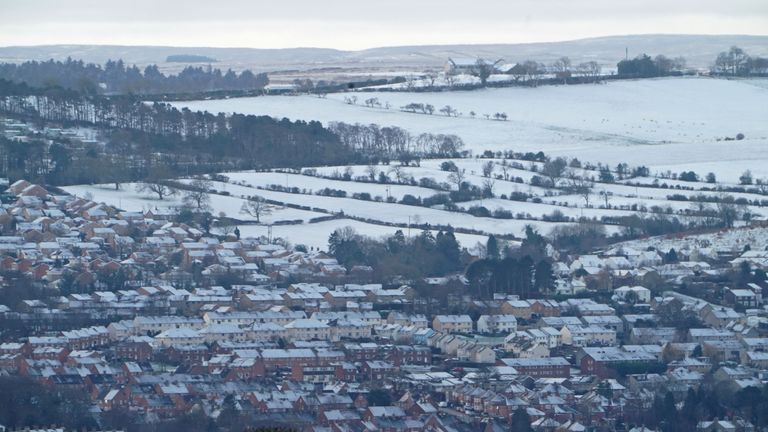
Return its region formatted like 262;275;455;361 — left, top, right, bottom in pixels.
0;180;767;431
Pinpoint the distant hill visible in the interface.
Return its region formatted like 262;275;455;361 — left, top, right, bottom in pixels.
165;54;217;63
0;34;766;73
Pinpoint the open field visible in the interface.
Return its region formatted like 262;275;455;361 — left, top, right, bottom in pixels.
172;77;768;183
63;147;768;252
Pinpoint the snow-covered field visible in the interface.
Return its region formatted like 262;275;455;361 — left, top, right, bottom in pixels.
172;77;768;182
61;183;326;224
230;218;493;252
63;78;768;251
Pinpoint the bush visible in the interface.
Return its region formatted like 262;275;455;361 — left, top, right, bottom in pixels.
678;171;698;182
400;194;421;206
440;161;458;172
467;206;491;217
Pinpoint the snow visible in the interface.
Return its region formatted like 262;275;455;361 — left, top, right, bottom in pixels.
224;171;439;200
171;77;768;183
190;180;587;238
60;183;326;224
230;218;492;252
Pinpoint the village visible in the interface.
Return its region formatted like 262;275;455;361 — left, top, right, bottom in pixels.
0;171;766;432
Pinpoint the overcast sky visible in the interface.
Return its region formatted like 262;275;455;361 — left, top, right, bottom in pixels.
2;0;767;50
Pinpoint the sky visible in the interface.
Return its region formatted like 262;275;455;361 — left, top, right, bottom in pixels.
1;0;767;50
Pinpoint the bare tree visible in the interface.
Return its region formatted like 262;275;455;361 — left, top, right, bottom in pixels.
388;165;406;183
567;172;594;206
578;61;601;83
481;161;495;178
482;178;496;197
552;56;571;84
425;72;438;88
240;196;272;223
499;162;511;181
183;177;213;211
472;59;501;85
755;178;768;194
542;157;568;188
404;75;417;90
599;190;612;207
522;60;544;86
137;182;177;200
447;168;467;190
439;105;458;117
365;164;379;181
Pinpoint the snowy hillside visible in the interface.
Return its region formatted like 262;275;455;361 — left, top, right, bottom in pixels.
172;77;768;183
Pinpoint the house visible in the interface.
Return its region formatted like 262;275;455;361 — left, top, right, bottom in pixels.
501;300;534;319
457;343;496;364
432;315;472;333
496;357;571;378
361;360;395;381
476;315;518;334
724;288;759;308
445;58;480;75
614;286;652;304
561;325;616;347
577;347;658;378
284;319;332;341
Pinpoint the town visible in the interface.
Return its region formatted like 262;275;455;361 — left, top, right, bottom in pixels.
1;3;768;431
0;166;767;431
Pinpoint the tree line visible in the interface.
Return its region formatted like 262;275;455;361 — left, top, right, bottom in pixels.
327;121;465;159
0;91;353;184
617;54;687;78
0;58;269;95
712;46;768;76
328;226;465;280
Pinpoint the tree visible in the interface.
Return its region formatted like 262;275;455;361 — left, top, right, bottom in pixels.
552;56;571;84
567;172;594;206
481;160;495;178
486;235;500;260
0;376;96;430
472;59;500;85
240;196;271;223
482;178;496;197
542;157;568;188
715;46;751;75
510;408;534;432
365;164;378;181
705;172;717;183
740;170;753;185
136;165;177;200
439;105;458;117
716;196;742;228
578;61;601;83
136;179;176;200
447;168;466;190
367;388;392;406
182;177;213;211
388;164;406;183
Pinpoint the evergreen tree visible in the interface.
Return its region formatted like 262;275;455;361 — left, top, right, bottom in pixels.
486;234;499;260
510;408;534;432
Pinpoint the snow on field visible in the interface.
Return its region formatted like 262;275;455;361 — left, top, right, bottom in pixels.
457;198;639;220
616;225;768;255
172;77;768;182
62;184;490;250
230;218;492;252
194;180;589;238
223;171;438;200
60;183;326;224
308;162;552;196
